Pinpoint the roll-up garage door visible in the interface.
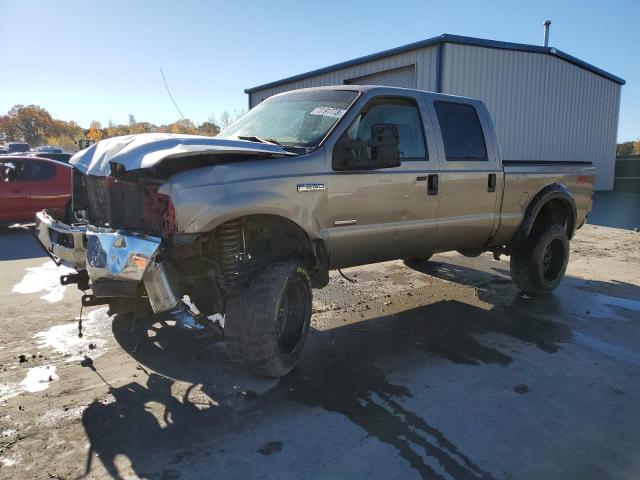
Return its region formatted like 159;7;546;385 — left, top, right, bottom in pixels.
344;64;416;88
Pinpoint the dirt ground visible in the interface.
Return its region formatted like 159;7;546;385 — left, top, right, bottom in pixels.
0;192;639;480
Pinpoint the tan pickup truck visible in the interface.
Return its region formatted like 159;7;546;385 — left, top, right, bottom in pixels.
35;85;595;377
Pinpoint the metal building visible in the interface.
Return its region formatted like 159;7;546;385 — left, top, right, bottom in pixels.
245;34;625;190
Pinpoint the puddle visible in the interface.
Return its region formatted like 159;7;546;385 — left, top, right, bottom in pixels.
12;261;75;303
34;307;111;362
582;292;640;321
546;284;640;323
20;365;58;393
573;332;640;368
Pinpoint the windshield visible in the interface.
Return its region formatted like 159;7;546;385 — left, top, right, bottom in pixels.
219;90;359;151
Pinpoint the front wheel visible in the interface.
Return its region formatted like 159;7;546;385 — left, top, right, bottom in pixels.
225;259;312;378
510;223;569;295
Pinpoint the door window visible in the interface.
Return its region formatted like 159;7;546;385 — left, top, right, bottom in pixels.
434;101;487;161
27;160;57;181
0;161;27;182
333;97;428;170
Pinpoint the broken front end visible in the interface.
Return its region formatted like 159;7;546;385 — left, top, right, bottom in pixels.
35;166;234;325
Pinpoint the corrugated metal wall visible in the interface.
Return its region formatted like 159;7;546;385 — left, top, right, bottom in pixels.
442;43;621;190
248;46;438;107
345;64;417;88
247;42;621;190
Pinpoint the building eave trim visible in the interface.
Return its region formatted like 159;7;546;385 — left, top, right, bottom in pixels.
244;33;625;94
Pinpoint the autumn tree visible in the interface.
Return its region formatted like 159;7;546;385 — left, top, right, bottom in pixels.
0;115;18;142
130;122;156;134
4;104;54;145
197;121;220;136
45;119;84;151
0;104;228;150
617;140;640;156
86;120;104;142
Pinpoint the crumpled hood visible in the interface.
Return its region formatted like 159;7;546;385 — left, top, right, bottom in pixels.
70;133;293;176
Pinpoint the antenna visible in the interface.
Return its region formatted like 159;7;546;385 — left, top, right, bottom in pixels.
159;66;185;120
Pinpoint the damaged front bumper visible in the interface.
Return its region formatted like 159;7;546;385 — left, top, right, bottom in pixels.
35;211;87;268
35;210;185;315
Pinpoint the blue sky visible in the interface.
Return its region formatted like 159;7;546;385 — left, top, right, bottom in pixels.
1;0;638;141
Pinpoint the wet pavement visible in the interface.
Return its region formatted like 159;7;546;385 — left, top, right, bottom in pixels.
0;192;639;479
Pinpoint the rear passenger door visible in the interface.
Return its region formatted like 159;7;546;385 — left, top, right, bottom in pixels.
26;159;64;213
0;160;32;221
432;100;500;250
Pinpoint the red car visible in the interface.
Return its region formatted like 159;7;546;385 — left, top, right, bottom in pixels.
0;155;72;223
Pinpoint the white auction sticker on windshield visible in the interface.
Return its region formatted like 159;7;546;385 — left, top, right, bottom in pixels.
310;107;346;118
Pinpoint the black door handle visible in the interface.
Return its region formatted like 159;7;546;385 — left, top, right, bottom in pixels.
427;174;438;195
488;173;496;192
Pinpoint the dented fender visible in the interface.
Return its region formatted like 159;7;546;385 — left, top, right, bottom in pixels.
159;151;329;240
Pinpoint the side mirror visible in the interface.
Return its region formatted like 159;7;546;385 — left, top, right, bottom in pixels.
332;123;401;171
369;124;400;168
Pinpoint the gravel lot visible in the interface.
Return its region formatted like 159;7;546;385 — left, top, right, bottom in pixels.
0;193;639;480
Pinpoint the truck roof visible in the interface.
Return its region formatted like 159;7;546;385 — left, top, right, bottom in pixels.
266;84;485;105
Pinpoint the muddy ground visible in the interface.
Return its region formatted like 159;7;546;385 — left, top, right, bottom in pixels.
0;192;639;480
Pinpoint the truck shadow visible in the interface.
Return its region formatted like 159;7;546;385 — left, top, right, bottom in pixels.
82;290;573;479
0;224;45;261
407;258;640;322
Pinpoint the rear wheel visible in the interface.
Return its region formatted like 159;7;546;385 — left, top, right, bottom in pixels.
510;223;569;295
225;259;312;378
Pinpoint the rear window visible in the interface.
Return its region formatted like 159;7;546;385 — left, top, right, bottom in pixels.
434;101;487;161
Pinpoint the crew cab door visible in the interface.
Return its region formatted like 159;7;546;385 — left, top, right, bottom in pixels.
0;160;32;221
323;95;439;268
27;159;69;212
431;100;501;250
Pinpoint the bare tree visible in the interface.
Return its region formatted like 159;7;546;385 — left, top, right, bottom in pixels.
219;111;232;129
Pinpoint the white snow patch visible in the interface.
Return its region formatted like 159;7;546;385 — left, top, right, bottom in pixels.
0;384;19;403
1;429;16;437
20;365;58;393
34;307;111;362
12;261;75;303
1;453;19;466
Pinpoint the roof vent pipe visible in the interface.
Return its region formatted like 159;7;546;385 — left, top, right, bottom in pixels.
543;20;551;47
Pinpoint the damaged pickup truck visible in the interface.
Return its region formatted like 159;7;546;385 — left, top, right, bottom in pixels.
35;86;595;377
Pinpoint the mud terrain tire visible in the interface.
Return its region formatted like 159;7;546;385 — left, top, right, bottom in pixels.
225;259;312;378
510;223;569;295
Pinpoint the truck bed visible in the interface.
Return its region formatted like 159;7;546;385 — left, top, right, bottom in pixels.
492;160;595;245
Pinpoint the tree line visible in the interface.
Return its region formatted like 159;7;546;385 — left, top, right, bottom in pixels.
0;105;245;152
617;140;640;157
